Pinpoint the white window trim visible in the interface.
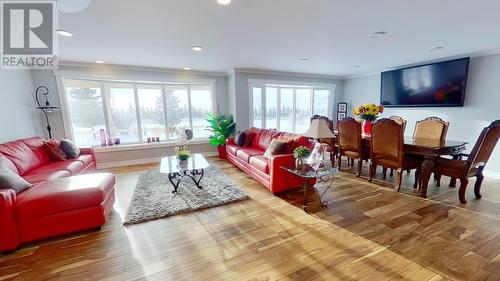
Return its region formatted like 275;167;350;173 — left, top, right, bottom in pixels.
56;76;217;146
248;80;336;132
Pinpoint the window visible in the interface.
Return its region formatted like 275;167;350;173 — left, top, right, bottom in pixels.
63;78;215;146
138;85;165;140
106;83;139;144
250;83;333;134
265;87;278;129
252;87;262;128
65;79;106;146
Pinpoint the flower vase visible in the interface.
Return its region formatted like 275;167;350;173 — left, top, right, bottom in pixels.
295;158;306;171
362;120;373;136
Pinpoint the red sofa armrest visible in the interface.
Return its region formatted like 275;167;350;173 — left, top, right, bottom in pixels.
0;189;21;252
269;154;316;193
79;147;96;162
227;137;235;146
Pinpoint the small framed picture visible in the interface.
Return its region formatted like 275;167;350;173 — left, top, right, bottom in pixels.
337;102;347;112
337;112;346;121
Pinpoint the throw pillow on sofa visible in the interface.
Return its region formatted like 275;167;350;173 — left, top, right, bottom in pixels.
0;165;32;193
243;130;254;147
263;140;287;158
60;139;80;159
234;131;246;146
44;139;67;161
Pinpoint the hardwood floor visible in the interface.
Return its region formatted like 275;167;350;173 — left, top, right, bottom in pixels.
1;158;500;280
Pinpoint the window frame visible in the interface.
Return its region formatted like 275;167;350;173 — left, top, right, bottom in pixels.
249;80;336;133
57;76;216;146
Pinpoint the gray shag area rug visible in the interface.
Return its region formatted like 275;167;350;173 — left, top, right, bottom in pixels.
123;166;249;225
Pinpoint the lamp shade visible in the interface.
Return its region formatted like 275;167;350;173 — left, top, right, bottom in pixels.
303;119;335;138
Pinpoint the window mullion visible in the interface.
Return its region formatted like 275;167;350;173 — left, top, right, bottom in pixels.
187;85;194;131
292;88;296;133
276;87;281;130
261;86;266;128
162;85;169;140
100;81;112;140
311;88;315;116
133;84;143;142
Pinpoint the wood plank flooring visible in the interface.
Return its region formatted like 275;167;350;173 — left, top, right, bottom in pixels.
1;158;500;280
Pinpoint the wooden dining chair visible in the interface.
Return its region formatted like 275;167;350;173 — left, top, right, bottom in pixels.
369;118;421;191
433;120;500;204
310;115;336;165
413;116;449;141
337;117;369;177
384;116;408;177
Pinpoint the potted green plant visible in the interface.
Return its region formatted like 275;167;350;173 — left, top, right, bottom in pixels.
206;110;236;159
177;149;191;167
293;146;310;170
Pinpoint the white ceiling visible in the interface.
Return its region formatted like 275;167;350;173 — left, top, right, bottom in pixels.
59;0;500;77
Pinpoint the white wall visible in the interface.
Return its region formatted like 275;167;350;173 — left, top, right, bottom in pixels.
228;70;344;132
0;70;42;143
342;54;500;178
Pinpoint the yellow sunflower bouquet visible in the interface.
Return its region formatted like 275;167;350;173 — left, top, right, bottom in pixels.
353;103;384;121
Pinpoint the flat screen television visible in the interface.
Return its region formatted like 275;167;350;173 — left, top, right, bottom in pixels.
380;57;470;107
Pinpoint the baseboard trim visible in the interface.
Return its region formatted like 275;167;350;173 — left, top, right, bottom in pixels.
485;170;500;180
96;152;219;169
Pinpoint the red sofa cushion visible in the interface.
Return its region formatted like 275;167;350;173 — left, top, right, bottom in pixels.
249;155;269;174
0;153;18;174
227;144;240;156
23;170;71;183
0;141;42;175
20;137;51;165
25;161;84;176
15;173;115;220
74;154;93;167
258;129;280;151
249;127;264;148
236;148;264;163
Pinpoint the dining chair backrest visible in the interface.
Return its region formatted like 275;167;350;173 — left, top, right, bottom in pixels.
466;120;500;172
337;117;362;153
388;116;407;132
413;117;449;141
371;118;404;167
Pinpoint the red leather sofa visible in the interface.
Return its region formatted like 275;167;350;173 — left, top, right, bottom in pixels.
0;137;115;252
226;127;315;193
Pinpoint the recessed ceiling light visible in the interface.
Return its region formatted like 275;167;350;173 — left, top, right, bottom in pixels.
300;58;309;62
183;67;191;70
369;31;386;38
217;0;231;4
56;29;73;37
352;65;360;68
192;46;203;52
95;60;104;64
427;46;444;52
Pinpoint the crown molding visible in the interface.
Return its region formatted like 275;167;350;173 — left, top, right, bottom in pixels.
57;60;228;77
232;68;344;80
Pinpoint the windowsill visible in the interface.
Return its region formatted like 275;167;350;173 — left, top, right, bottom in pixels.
93;139;210;153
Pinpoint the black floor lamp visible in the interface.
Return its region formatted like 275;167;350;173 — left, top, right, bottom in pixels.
35;86;59;139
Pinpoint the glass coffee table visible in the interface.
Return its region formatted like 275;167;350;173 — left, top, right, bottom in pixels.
281;163;338;211
160;154;210;193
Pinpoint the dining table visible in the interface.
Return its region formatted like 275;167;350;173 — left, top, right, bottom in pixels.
331;132;468;198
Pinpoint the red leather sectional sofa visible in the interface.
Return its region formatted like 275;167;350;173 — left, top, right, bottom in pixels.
226;127;315;193
0;137;115;252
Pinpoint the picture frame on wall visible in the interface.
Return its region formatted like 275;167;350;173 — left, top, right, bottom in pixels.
337;112;346;121
337;102;347;112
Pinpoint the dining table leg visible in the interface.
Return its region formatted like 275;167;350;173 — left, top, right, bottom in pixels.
419;156;435;198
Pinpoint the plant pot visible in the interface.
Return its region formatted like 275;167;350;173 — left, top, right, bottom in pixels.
362;120;373;136
178;159;188;168
217;145;227;159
